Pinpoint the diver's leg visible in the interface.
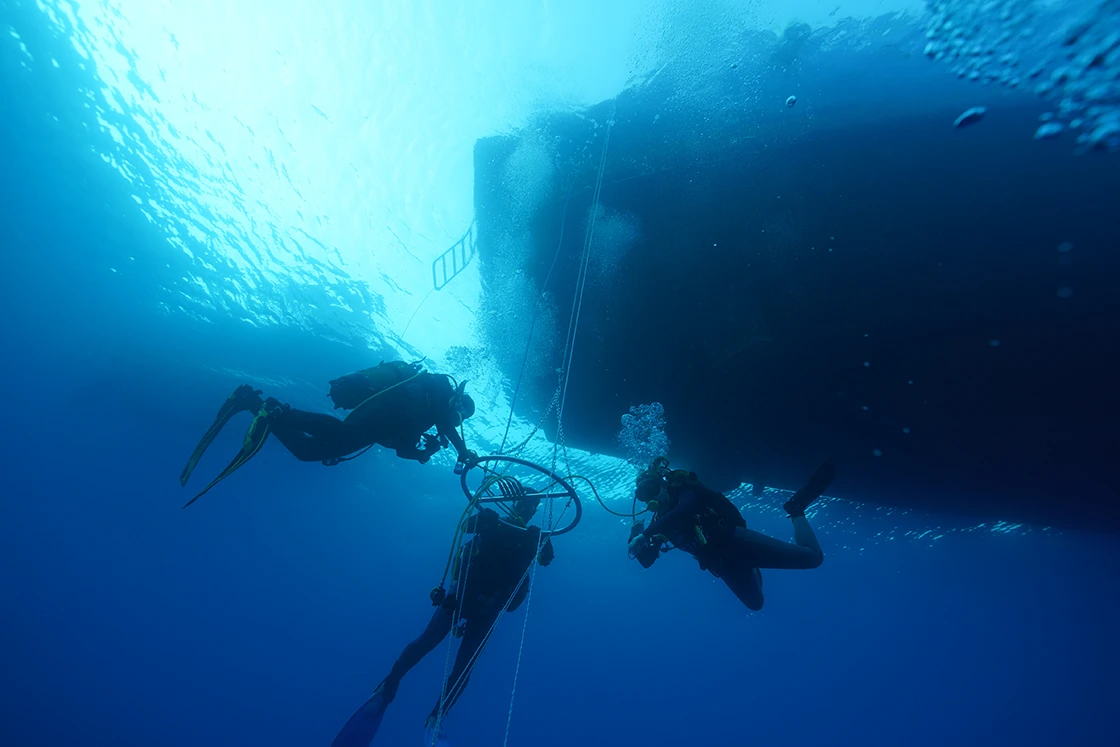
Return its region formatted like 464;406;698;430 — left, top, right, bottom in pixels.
267;426;340;462
383;606;455;695
268;408;369;462
726;524;824;570
427;613;494;722
721;565;765;611
330;606;454;747
277;408;350;438
791;515;823;557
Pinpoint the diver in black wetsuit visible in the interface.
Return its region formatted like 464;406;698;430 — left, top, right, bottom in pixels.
626;456;832;611
331;497;555;746
179;361;478;507
257;370;475;466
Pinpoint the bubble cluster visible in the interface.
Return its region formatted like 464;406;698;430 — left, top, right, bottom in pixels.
925;0;1120;152
617;402;671;468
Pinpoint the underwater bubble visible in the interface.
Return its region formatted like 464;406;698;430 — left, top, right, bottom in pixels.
954;106;987;127
1088;120;1120;151
989;339;1001;347
863;361;870;367
902;427;911;434
1035;122;1065;139
1058;241;1074;253
862;405;870;411
786;95;797;108
618;402;671;467
1057;286;1074;299
1040;112;1055;121
872;449;883;457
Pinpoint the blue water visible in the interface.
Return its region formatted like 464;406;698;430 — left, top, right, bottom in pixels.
3;1;1119;745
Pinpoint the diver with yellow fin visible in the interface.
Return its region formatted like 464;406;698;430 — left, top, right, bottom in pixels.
627;456;832;611
179;361;478;506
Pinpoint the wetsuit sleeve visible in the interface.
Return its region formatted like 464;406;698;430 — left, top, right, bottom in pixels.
642;489;704;538
420;375;468;459
438;419;469;459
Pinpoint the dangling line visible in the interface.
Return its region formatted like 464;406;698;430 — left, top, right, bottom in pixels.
499;181;576;455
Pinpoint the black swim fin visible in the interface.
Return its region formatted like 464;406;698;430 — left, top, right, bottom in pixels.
182;407;271;508
782;457;835;518
180;385;263;486
423;723;452;747
332;683;394;747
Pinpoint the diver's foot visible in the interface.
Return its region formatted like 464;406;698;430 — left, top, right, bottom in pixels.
782;457;835;518
262;396;290;422
782;494;810;518
231;384;265;413
423;716;451;746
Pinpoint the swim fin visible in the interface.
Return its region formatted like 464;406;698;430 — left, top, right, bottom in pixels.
332;684;394;747
180;385;263;486
782;457;835;518
182;406;271;508
422;723;452;747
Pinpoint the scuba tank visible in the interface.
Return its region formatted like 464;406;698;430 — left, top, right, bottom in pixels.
327;360;423;410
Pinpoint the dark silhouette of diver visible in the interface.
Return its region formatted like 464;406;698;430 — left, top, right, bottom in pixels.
627;456;833;611
179;361;478;506
331;496;555;747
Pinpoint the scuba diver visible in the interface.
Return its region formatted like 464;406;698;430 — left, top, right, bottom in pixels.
626;456;833;611
331;495;555;747
179;360;478;506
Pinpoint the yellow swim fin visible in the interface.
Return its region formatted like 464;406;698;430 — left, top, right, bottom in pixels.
180;385;263;486
182;408;271;508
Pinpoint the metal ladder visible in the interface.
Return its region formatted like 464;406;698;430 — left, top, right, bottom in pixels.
431;222;476;290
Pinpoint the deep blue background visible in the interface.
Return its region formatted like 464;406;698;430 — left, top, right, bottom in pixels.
2;3;1118;746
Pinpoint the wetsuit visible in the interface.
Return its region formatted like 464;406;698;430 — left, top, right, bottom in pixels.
378;508;553;720
267;372;468;464
636;475;822;611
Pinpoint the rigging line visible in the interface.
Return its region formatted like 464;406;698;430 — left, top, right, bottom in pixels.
436;529;546;724
434;510;477;741
552;115;614;468
502;474;571;746
499;181;576;455
503;521;548;747
398;285;435;344
438;492;576;742
433;481;574;736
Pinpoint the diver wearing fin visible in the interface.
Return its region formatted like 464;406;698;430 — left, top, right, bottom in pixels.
263;367;477;467
179;362;478;507
627;456;832;611
331;498;554;747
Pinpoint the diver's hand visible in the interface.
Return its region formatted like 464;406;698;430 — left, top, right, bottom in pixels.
419;433;442;454
460;449;479;468
628;534;648;556
538;539;555;566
